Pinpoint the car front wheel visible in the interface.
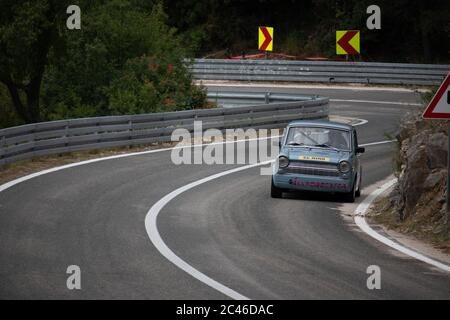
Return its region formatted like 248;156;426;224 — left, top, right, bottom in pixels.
345;179;356;203
271;178;283;198
355;174;361;197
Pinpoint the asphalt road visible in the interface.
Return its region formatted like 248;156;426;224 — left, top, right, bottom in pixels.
1;85;449;299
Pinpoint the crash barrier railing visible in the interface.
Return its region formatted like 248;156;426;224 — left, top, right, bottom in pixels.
207;91;321;107
190;59;450;86
0;92;328;166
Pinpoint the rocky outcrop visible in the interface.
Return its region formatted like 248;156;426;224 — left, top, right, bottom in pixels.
394;111;448;227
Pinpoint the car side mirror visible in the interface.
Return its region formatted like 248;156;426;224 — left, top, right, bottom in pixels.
356;146;365;154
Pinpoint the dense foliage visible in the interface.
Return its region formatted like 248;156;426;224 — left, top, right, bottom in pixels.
167;0;450;63
0;0;206;128
1;0;449;128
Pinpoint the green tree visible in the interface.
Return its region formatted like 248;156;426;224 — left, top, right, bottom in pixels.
0;0;70;123
41;0;206;120
162;0;450;62
0;0;207;127
0;83;22;128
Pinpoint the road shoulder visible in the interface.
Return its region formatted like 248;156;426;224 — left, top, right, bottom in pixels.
339;176;450;270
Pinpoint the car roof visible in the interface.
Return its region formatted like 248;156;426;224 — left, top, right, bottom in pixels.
287;120;353;131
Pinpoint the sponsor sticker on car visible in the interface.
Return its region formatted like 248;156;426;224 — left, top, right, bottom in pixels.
298;155;330;162
288;177;348;190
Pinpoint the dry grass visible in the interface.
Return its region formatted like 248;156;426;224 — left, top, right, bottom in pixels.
369;194;450;254
0;128;284;186
0;142;178;186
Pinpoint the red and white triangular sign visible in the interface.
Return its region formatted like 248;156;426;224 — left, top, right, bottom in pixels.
423;73;450;119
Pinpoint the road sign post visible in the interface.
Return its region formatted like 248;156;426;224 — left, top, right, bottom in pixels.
422;73;450;230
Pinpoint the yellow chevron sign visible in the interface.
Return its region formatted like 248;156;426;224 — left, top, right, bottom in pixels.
336;30;360;55
258;26;273;51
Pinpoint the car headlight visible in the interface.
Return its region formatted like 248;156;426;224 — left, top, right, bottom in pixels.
338;160;351;173
278;156;289;168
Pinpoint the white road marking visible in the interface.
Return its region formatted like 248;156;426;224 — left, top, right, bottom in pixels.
330;98;422;106
0;114;370;193
354;179;450;273
360;140;396;147
0;137;275;193
145;161;271;301
0;124;404;299
144;139;394;300
352;118;369;126
331;115;368;126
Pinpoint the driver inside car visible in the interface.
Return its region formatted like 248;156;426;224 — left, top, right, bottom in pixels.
327;130;348;149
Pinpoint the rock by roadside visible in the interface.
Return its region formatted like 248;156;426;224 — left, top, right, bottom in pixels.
369;110;450;253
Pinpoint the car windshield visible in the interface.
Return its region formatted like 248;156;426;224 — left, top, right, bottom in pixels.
285;126;351;150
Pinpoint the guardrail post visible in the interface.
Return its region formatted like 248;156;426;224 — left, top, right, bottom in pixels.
249;106;254;126
0;134;5;164
64;123;69;148
265;92;271;104
128;119;132;148
31;126;36;158
96;122;100;144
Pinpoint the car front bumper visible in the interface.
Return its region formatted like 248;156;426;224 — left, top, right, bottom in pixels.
273;172;353;193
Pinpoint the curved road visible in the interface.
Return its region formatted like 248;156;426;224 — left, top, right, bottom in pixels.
1;85;449;299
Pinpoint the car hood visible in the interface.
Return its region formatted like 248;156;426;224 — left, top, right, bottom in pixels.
284;147;350;164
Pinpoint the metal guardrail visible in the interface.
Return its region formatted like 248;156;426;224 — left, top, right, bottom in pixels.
207;91;319;107
0;92;328;166
190;59;450;86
